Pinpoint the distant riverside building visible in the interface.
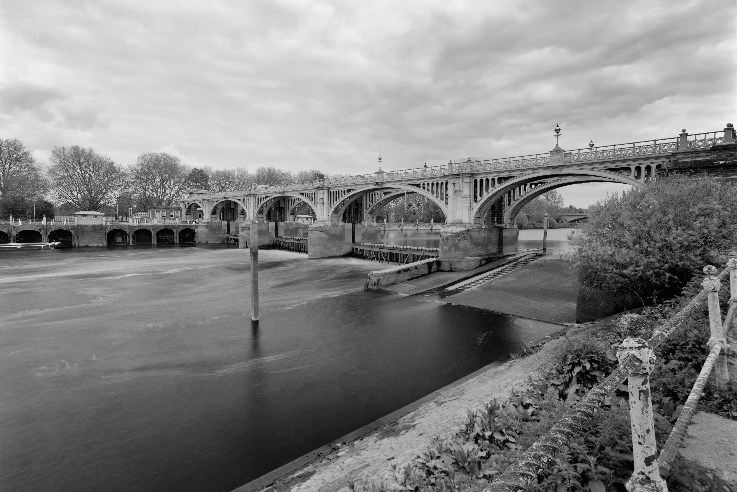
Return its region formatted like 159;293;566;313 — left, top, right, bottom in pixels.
146;206;183;221
73;211;105;224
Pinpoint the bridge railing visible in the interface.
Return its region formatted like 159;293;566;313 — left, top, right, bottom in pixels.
488;257;736;492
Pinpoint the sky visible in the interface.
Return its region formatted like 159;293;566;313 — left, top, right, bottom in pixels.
1;0;735;207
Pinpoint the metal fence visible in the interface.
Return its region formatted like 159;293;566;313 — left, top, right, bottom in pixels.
488;255;736;492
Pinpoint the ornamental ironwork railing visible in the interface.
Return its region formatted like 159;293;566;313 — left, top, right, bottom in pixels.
179;126;732;199
487;257;737;492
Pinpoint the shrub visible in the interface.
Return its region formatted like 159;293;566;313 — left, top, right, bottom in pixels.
569;175;737;304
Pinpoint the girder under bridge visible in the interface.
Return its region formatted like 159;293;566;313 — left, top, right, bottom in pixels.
179;122;736;228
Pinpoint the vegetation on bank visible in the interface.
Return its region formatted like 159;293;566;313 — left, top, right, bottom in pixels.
350;175;736;491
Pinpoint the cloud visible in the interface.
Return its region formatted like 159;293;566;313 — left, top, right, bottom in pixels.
0;0;735;207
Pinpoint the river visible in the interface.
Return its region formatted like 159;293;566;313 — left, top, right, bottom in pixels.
0;240;566;492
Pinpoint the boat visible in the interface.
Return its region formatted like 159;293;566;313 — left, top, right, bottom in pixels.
0;242;62;251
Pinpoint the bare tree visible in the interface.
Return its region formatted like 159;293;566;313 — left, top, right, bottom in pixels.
254;166;292;186
131;152;187;210
48;146;126;211
0;138;48;203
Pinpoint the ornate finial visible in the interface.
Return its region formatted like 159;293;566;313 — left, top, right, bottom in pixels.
702;265;721;292
616;337;656;374
589;140;594;149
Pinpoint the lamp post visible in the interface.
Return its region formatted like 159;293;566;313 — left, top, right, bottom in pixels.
554;123;561;149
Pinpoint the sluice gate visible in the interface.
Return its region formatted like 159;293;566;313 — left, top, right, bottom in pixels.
352;242;439;264
274;236;308;253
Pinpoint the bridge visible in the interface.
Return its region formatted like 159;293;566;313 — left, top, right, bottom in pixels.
175;122;736;266
561;212;589;224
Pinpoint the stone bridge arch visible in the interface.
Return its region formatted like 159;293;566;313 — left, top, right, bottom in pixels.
256;193;319;221
471;169;643;225
0;230;10;243
209;198;246;222
502;176;619;225
328;184;449;223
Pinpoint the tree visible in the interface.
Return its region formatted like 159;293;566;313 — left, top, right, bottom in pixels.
0;138;49;212
184;167;210;190
520;190;567;224
254;166;292;186
131;152;187;210
294;169;325;184
48;146;126;211
570;175;737;303
209;169;238;193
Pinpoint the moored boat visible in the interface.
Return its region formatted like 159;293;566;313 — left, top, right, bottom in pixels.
0;242;62;251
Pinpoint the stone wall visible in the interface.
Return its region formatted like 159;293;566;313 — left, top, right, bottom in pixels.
75;224;106;246
237;222;275;248
307;222;353;259
277;222;310;238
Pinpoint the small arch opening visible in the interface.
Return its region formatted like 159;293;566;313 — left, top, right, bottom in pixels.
49;229;74;248
107;229;129;245
133;229;153;245
156;228;175;244
179;228;196;244
16;230;42;243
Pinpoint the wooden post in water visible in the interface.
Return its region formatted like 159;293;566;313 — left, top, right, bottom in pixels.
250;214;259;321
542;213;548;254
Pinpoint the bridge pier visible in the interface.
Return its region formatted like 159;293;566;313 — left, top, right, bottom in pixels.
438;224;518;270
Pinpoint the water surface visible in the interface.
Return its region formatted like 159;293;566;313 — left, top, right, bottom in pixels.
1;246;562;492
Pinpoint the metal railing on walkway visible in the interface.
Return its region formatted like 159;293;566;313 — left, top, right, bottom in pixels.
488;255;737;492
352;243;439;264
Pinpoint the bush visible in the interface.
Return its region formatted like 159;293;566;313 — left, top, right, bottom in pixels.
569;175;737;304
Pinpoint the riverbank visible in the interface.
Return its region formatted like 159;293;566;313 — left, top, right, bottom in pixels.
238;326;577;491
241;256;580;491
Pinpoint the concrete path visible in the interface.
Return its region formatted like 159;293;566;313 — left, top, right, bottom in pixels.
438;258;578;325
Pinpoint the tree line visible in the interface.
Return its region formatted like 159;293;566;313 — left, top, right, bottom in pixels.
0;138;326;219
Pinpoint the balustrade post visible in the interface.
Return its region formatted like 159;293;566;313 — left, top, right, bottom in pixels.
726;254;737;390
703;265;729;391
617;338;668;492
678;129;688;151
724;123;735;144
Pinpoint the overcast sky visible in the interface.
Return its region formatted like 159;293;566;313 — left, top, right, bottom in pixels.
1;0;735;207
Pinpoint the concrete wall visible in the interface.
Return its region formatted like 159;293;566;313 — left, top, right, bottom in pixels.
366;258;442;290
439;226;498;259
501;227;519;254
75;224;106;246
308;222;353;259
237;222;274;248
277;222;310;238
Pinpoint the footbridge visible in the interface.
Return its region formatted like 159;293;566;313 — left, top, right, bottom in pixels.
179;122;737;266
